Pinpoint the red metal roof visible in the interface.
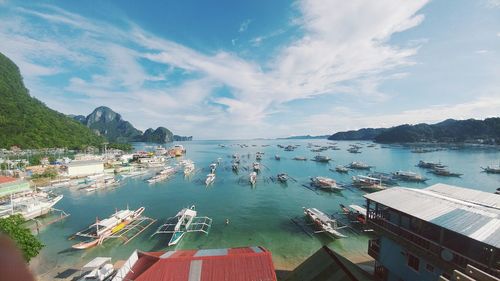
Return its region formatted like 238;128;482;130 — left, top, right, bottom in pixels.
0;176;16;184
125;247;277;281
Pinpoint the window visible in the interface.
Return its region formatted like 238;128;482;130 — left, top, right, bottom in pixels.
407;253;420;272
425;263;434;272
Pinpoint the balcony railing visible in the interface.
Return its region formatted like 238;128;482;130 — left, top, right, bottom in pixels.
367;211;498;277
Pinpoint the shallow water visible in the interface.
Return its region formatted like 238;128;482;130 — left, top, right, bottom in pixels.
32;140;500;273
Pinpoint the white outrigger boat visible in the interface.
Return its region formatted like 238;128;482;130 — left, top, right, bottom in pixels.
303;208;347;238
348;162;371;170
205;173;216;186
352;175;386;192
0;192;64;220
183;161;195;176
209;163;217;174
311;177;343;192
392;170;427;182
482;165;500;174
146;166;175;184
277;173;288;183
249;172;257;186
334;165;349;173
72;207;147;250
252;162;260;172
152;205;212;246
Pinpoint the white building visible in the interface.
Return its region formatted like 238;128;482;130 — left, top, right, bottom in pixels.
67;160;104;177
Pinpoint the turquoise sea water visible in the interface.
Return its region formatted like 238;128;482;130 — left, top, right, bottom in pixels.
32;140;500;274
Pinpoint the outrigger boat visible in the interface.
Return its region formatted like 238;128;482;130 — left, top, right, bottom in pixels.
429;167;462;177
352;175;386;192
0;192;64;220
417;160;446;169
152;205;212;246
275;154;281;160
205;173;216;185
339;204;372;231
277;173;288;183
347;162;371;170
310;177;343;192
293;156;307;161
392;170;427;182
249;172;257;186
312;155;331;162
303;208;347;238
252;162;261;172
367;172;397;186
72;207;145;250
482;165;500;174
146;166;175;184
232;162;239;171
256;153;263;161
183;161;195;176
209;163;217;174
334;165;349;173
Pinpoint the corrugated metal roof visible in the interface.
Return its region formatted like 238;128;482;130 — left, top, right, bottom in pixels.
123;247;277;281
364;183;500;248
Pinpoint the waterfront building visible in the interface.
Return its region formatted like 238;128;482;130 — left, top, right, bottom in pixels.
0;176;30;198
112;246;277;281
67;160;104;177
365;183;499;281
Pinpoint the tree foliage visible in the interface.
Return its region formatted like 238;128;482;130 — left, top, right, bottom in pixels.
0;215;44;262
0;52;104;149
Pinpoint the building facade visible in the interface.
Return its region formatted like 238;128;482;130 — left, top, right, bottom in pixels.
364;183;499;281
67;160;104;177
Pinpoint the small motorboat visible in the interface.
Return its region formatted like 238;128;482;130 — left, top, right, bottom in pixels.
334;166;349;173
311;177;343;192
277;173;288;183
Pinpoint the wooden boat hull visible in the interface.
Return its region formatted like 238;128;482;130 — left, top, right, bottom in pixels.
72;239;99;250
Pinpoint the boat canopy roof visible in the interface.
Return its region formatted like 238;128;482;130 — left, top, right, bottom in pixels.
348;204;367;214
307;208;332;223
82;257;111;271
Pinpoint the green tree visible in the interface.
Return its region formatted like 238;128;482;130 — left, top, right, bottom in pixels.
0;215;44;262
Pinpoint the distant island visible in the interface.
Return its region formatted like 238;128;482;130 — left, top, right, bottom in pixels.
72;106;193;143
328;118;500;144
278;135;329;140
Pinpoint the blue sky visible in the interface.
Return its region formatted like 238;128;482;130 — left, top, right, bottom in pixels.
0;0;499;139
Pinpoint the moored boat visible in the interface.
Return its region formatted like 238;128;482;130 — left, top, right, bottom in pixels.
429;167;462;177
348;162;371;170
334;165;349;173
277;173;288;183
310;177;343;192
205;173;216;185
72;207;145;250
303;207;346;238
392;170;427;182
252;162;261;172
312;155;331;162
482;165;500;174
249;172;257;186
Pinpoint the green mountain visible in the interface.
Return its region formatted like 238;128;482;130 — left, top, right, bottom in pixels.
73;107;193;143
327;118;500;144
141;127;174;143
374;118;500;144
0;52;103;149
328;128;386;141
74;106;143;143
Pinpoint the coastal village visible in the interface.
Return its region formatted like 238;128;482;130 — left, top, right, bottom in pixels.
1;1;500;281
0;142;498;281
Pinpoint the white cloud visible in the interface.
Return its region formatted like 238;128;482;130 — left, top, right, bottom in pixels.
0;1;434;139
238;19;252;33
475;49;489;54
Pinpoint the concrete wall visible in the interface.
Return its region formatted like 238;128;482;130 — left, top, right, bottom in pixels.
379;237;444;281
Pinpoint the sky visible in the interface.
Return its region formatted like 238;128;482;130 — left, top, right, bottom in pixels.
0;0;499;139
